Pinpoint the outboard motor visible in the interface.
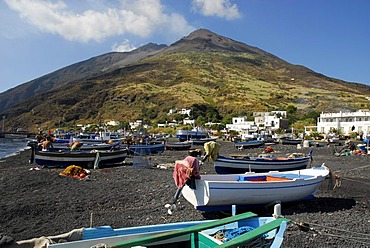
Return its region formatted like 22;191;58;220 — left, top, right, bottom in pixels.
27;141;38;164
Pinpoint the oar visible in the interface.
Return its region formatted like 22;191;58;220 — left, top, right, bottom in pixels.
165;185;184;215
165;154;210;215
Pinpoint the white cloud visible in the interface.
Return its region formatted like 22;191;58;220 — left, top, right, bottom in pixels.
112;39;136;52
192;0;241;20
4;0;194;43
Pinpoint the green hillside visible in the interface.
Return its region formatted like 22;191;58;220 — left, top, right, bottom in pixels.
2;29;370;132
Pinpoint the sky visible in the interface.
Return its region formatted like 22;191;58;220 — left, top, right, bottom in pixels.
1;0;370;94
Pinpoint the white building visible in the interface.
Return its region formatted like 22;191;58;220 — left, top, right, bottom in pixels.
183;118;195;126
129;120;143;130
317;110;370;135
253;111;286;118
254;112;288;130
226;117;256;131
167;108;177;115
226;117;258;140
181;108;191;116
106;120;120;126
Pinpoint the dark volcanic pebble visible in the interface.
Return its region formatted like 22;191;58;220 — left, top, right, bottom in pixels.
0;141;369;247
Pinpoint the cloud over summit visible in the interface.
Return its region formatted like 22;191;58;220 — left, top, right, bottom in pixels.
5;0;196;43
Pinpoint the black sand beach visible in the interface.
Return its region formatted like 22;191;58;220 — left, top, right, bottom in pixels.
0;141;369;247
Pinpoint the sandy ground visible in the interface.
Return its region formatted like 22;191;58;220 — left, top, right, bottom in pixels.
0;140;369;247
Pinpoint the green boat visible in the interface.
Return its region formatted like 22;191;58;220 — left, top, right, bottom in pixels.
109;212;290;248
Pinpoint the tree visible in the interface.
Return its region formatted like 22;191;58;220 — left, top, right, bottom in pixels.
190;103;222;123
286;105;298;126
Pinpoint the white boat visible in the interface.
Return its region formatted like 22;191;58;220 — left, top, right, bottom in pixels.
214;151;313;174
181;164;330;211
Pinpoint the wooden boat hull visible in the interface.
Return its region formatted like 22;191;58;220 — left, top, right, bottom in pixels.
48;220;210;248
49;212;289;248
176;129;209;141
235;140;264;149
214;152;312;174
182;165;329;211
165;142;192;150
129;144;165;155
33;150;127;168
52;143;115;151
190;138;218;145
281;139;302;145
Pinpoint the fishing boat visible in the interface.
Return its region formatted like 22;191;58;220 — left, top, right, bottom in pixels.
128;143;165;155
281;138;302;145
46;210;289;248
181;164;330;211
214;151;313;174
27;141;127;168
235;139;265;149
52;142;116;151
165;141;192;150
190;137;218;145
73;131;125;144
176;127;210;141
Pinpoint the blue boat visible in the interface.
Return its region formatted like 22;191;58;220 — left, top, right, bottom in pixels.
176;127;210;141
128;143;165;155
235;140;264;149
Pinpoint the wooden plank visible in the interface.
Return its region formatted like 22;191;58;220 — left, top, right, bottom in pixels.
217;218;290;248
110;212;257;248
228;154;251;158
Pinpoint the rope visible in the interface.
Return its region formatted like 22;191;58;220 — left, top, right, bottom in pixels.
333;173;341;189
294;221;370;237
329;164;370;189
341;177;370;186
326;169;342;189
212;230;271;248
345;164;370;172
291;221;370;245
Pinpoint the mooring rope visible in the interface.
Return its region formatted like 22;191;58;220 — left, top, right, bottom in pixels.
291;220;370;245
329;164;370;189
341;177;370;186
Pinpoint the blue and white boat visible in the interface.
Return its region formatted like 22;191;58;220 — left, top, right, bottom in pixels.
181;164;330;211
128;143;165;155
234;139;264;149
176;127;210;141
214;151;313;174
27;141;127;168
46;210;289;248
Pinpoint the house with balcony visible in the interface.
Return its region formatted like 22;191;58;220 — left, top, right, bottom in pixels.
317;109;370;136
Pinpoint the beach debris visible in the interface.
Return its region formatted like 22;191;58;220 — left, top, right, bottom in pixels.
156;163;175;169
59;165;91;180
164;203;176;215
